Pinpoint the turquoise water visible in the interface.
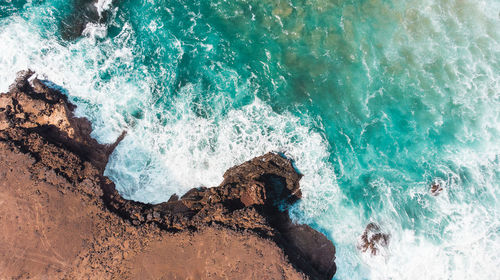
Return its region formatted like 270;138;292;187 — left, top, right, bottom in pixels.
1;0;499;278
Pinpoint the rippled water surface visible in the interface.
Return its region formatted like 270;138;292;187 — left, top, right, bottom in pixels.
1;0;499;278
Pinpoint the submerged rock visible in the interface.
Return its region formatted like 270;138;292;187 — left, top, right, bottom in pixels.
359;223;390;256
60;0;113;40
430;181;443;196
0;71;336;279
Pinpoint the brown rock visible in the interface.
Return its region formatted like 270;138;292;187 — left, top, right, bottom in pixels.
358;223;390;256
0;71;337;279
430;181;443;196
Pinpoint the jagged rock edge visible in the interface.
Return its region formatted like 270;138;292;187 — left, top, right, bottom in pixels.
0;70;336;280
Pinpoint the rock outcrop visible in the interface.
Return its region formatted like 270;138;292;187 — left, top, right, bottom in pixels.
430;181;443;196
60;0;112;40
0;71;336;279
358;223;390;256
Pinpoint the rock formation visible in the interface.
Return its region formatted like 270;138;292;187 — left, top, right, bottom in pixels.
0;70;336;279
358;223;390;256
430;181;443;196
60;0;112;40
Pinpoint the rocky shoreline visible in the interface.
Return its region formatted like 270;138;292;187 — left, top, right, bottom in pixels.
0;71;336;279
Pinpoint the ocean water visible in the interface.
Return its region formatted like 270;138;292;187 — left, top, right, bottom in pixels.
1;0;499;279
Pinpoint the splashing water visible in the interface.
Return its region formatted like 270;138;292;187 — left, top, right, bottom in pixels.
0;0;499;279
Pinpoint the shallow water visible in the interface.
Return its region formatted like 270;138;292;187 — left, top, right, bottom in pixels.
1;0;499;279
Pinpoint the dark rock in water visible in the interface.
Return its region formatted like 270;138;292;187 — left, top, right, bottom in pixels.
60;0;112;40
359;223;390;256
0;70;337;280
430;181;443;196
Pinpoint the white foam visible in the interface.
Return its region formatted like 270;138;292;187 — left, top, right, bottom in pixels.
105;88;339;203
94;0;113;18
82;22;108;41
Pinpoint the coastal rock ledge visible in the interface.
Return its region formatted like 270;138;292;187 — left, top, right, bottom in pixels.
0;71;336;279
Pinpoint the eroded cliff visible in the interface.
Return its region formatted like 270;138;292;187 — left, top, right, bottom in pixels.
0;71;336;279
